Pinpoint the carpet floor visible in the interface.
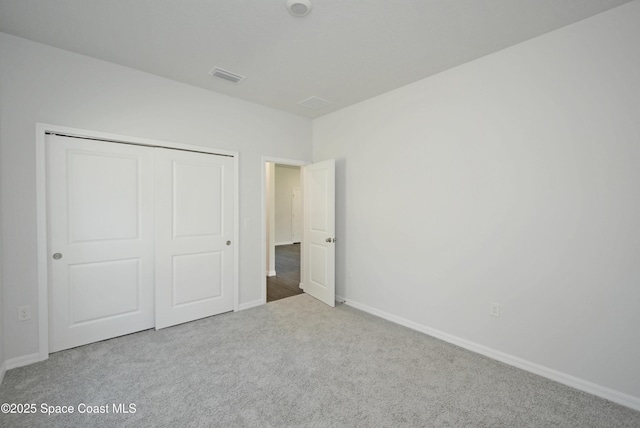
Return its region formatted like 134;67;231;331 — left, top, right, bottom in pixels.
1;294;639;427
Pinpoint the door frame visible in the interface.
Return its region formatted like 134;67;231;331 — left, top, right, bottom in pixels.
35;123;239;362
260;157;308;305
291;186;303;244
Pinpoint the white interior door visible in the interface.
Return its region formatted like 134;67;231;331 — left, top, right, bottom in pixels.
47;135;155;352
154;148;235;329
302;159;336;307
291;187;302;243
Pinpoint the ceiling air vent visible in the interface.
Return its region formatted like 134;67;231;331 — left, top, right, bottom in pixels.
209;67;245;83
298;96;332;110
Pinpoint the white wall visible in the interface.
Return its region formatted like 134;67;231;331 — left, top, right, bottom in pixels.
0;123;4;380
313;1;640;404
0;33;312;361
274;165;301;244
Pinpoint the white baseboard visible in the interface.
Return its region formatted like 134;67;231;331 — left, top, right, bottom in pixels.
266;270;276;277
237;299;264;311
0;360;6;385
6;353;41;370
338;296;640;412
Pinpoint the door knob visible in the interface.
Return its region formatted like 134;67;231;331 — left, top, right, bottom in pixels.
325;238;336;243
226;240;231;246
52;253;62;260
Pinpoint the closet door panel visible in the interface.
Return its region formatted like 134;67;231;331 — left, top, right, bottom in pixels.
154;148;235;329
47;135;155;352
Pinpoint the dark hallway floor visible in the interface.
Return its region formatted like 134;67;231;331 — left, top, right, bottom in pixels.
267;244;302;302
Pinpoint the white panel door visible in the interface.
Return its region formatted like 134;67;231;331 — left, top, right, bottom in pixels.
302;159;336;307
291;187;302;244
154;148;235;329
47;135;155;352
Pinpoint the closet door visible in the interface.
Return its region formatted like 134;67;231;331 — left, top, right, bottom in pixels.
154;148;235;329
47;135;155;352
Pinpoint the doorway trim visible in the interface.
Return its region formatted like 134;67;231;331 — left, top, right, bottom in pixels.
260;156;308;305
36;123;239;362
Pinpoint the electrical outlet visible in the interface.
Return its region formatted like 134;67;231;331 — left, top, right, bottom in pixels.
18;305;32;322
490;302;500;318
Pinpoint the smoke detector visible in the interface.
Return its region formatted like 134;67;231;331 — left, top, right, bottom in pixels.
287;0;312;17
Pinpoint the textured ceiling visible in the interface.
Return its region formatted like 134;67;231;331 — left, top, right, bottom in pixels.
0;0;632;118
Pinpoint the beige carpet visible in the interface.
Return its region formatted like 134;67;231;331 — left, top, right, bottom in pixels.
1;294;639;427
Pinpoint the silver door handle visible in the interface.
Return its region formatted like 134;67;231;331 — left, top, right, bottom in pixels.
52;253;62;260
226;240;231;246
325;238;336;243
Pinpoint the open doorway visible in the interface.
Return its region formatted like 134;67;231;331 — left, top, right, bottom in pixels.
267;243;301;301
265;162;303;302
